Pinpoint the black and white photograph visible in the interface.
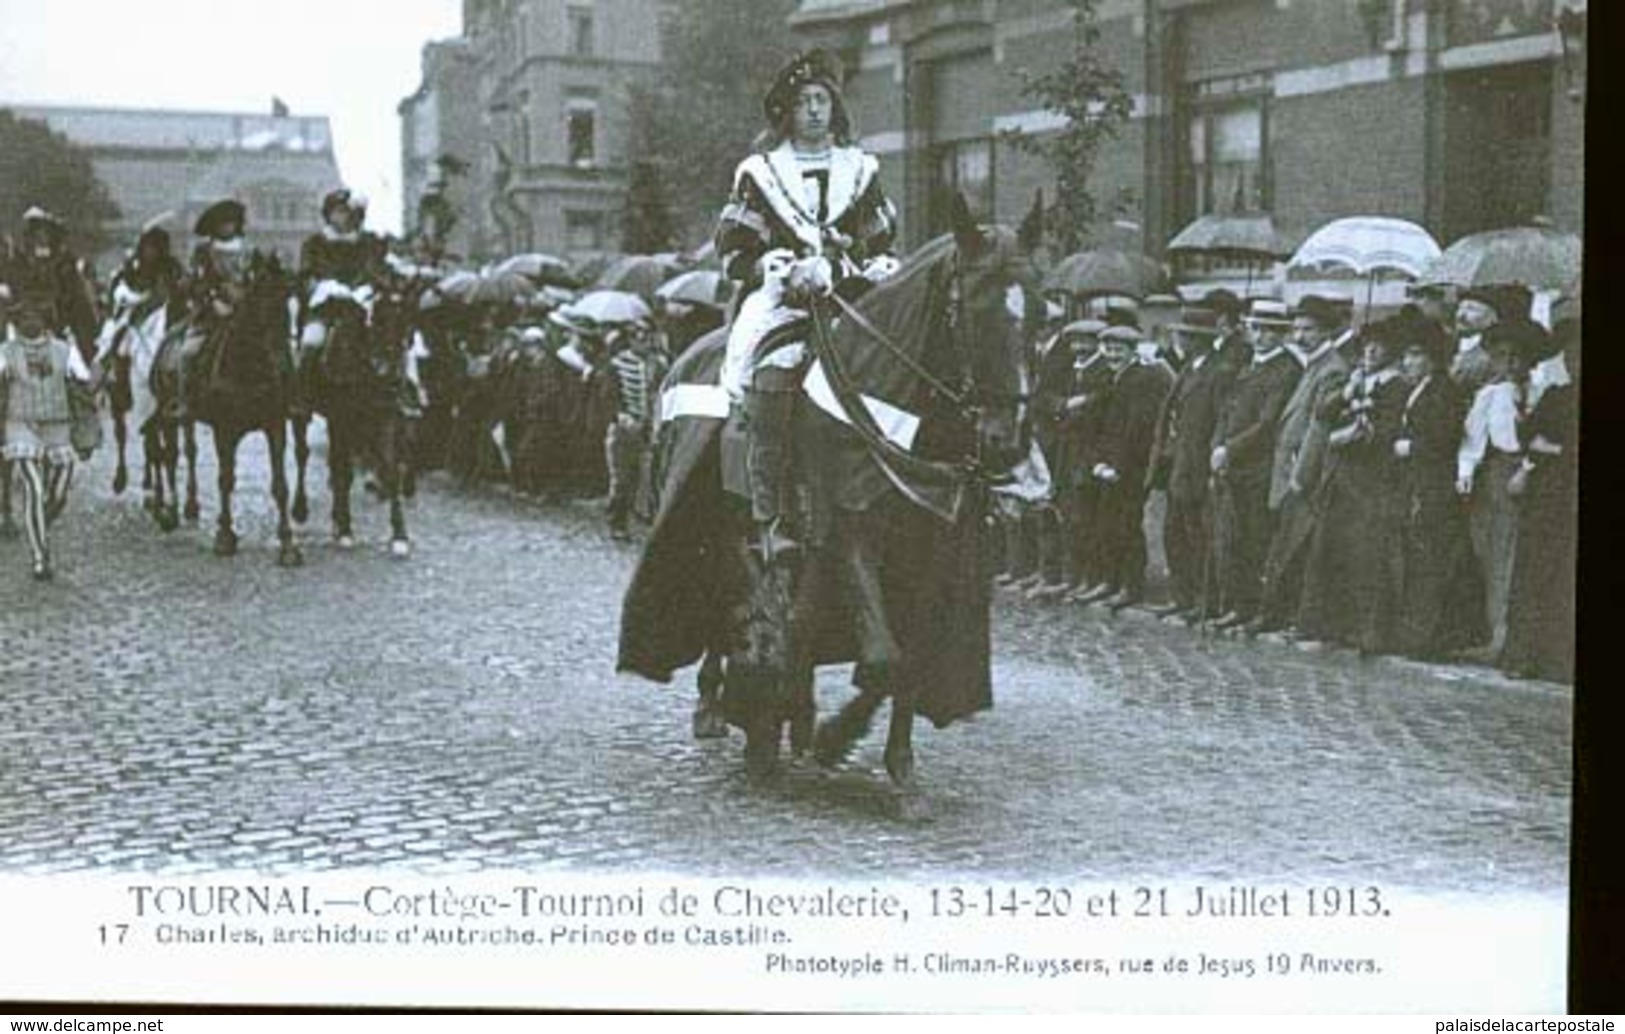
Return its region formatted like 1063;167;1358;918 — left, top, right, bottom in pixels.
0;0;1590;1014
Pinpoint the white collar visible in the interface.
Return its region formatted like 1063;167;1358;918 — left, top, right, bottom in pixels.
1250;346;1286;366
746;143;875;253
1457;332;1484;354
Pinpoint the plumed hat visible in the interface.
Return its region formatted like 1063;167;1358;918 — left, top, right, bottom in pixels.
322;188;367;221
762;49;851;138
194;199;246;241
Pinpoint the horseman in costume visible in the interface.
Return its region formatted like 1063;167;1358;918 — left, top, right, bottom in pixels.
715;47;899;560
296;187;386;410
1;206;100;363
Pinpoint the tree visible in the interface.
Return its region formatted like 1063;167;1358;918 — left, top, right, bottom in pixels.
628;0;800;249
621;159;678;254
0;109;120;256
1000;0;1134;255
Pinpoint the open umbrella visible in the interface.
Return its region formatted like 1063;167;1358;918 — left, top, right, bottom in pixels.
1288;216;1441;316
1044;247;1172;299
435;269;481;303
1168;212;1295;300
561;289;652;327
1418;224;1582;292
1288;216;1440;279
594;254;684;299
494;252;575;287
655;269;733;310
471;266;538;305
1167;212;1292;262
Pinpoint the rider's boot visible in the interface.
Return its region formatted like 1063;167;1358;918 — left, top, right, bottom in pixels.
746;366;801;564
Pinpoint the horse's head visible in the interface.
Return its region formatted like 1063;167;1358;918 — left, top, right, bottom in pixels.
942;191;1044;476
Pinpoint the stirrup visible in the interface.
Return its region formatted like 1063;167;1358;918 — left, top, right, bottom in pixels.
752;519;800;565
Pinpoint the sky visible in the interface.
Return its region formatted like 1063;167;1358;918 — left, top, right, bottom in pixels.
0;0;463;235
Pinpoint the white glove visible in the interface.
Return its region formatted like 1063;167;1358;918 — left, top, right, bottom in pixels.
758;249;796;284
862;255;900;282
788;256;834;298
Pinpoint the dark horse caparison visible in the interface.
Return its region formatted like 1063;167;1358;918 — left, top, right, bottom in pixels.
620;191;1045;806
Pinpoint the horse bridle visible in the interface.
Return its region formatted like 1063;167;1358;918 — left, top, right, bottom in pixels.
823;250;1031;424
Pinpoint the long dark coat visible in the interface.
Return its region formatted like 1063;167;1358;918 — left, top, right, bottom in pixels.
1297;370;1410;652
1500;382;1577;681
1089;360;1173;591
1396;375;1485;658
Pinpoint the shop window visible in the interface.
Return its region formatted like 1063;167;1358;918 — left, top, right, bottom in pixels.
1181;88;1270;223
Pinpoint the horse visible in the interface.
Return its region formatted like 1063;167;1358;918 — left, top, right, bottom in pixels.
620;192;1042;799
305;269;424;557
153;253;303;565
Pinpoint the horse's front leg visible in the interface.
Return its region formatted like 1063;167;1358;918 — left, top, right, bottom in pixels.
883;678;916;789
385;419;412;558
212;429;238;557
329;415;355;547
0;462;16;539
182;420;201;523
692;648;729;740
267;422;302;568
290;414;311;525
111;407;129;495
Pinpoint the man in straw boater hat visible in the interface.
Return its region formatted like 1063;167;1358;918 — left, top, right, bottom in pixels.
713;47;900;560
1144;300;1241;621
1246;293;1356;637
1203;298;1302;631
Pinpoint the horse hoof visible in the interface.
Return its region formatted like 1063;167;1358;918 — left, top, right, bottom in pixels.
292;496;309;525
112;469;128;495
184;501;200;523
335;533;356;550
744;741;781;783
691;708;729;741
884;746;916;788
213;531;238;557
893;792;930;824
813;721;860;768
389;539;412;559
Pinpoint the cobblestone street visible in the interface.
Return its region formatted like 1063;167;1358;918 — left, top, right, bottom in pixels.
0;425;1571;895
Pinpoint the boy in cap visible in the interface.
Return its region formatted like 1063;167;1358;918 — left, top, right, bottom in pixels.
1079;324;1173;611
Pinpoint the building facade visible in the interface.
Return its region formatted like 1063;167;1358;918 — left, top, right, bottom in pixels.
400;39;484;262
788;0;1586;264
6;103;343;273
402;0;667;264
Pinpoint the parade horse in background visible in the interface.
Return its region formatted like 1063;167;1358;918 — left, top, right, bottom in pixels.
152;253;303;565
619;193;1042;797
95;300;203;529
305;265;424;557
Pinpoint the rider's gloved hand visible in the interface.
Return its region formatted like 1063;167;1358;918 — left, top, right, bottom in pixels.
787;256;833;303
